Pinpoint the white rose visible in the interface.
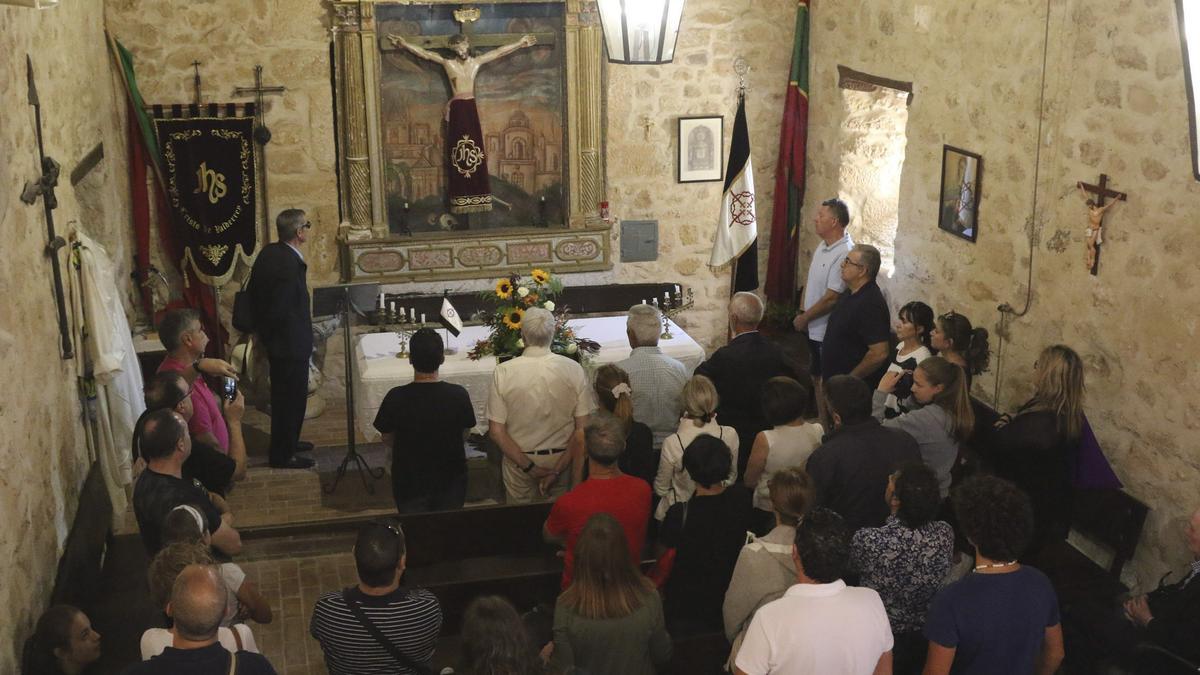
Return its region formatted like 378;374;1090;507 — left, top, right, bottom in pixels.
517;286;530;297
517;338;525;348
566;342;578;354
543;300;555;311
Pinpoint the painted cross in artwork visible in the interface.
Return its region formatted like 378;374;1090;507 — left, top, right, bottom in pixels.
378;4;565;234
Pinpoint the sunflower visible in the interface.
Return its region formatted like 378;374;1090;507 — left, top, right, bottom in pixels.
531;268;550;285
495;278;514;299
523;292;539;306
501;306;525;329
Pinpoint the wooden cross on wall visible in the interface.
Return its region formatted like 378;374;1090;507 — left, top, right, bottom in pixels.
1077;172;1128;276
378;5;557;53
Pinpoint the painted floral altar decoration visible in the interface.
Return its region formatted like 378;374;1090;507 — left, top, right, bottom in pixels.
467;268;600;362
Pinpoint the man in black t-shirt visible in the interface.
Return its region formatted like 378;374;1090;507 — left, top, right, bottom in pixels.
374;329;476;513
132;409;242;556
821;244;891;388
142;371;239;496
123;565;277;675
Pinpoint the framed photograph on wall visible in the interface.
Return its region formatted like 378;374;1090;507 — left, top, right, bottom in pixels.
937;145;982;242
678;115;724;183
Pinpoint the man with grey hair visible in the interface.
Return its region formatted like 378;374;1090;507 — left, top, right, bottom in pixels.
793;197;854;418
696;292;791;478
821;244;890;387
543;412;652;588
247;208;315;469
616;303;690;448
486;306;594;502
123;564;277;673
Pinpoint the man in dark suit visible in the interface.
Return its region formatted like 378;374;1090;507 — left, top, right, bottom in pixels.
248;209;315;469
695;292;791;478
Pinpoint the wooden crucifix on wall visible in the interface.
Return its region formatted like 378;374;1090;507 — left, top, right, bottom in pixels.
1077;173;1127;276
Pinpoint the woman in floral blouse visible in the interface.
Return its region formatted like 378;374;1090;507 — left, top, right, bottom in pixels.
850;461;954;675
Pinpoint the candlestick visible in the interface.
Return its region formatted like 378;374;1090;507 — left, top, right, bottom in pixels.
421;313;426;324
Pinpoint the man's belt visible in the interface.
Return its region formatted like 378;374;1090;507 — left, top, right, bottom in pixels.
524;448;566;456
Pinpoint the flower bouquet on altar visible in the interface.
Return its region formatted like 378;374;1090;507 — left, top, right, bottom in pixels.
466;268;600;363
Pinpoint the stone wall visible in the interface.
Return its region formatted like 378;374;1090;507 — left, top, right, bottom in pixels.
802;0;1200;585
104;0;797;353
104;0;342;284
0;2;132;670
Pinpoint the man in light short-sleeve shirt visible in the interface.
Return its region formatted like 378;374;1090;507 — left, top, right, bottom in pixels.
487;307;594;503
734;508;893;675
793;198;853;379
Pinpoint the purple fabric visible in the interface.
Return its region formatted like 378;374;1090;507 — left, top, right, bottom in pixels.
1073;414;1122;489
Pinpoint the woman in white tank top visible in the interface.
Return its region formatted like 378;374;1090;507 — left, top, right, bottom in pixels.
743;377;823;530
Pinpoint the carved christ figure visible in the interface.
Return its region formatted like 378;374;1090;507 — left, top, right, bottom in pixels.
387;33;537;215
1077;182;1119;271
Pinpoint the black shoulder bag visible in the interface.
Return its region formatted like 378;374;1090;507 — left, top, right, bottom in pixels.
340;589;433;675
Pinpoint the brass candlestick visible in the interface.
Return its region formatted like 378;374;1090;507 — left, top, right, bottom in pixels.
649;288;694;340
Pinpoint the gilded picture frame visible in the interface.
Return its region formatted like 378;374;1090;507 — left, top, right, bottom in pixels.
329;0;611;282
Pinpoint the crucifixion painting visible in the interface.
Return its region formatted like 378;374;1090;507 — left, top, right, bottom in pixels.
387;31;536;215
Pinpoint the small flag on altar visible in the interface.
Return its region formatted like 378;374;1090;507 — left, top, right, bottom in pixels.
439;294;463;336
709;93;759;292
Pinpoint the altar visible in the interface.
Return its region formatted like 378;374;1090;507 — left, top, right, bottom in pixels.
353;315;704;441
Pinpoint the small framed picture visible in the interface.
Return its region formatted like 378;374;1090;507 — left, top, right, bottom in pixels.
937;145;982;242
677;115;724;183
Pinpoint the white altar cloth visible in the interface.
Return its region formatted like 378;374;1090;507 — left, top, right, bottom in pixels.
353;315;704;441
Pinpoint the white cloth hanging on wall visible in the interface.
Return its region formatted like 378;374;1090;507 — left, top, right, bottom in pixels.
67;229;144;524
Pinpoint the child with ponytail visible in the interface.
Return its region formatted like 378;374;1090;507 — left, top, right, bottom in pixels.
930;311;991;386
592;364;655;486
873;356;974;497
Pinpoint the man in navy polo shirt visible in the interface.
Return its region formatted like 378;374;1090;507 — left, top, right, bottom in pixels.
821;244;890;388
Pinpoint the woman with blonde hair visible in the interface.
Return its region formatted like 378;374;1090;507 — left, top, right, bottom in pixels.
723;467;814;663
552;513;672;675
592;363;655;486
873;356;975;498
984;344;1085;558
652;374;738;521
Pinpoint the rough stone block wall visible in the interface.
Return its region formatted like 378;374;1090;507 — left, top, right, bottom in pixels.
104;0;342;285
0;3;133;670
802;0;1199;586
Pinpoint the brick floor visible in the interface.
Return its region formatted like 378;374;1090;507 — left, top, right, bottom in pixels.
239;552;360;675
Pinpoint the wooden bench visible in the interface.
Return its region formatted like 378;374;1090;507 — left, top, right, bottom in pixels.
1037;487;1148;609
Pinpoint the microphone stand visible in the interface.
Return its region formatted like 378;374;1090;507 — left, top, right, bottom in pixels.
323;284;385;494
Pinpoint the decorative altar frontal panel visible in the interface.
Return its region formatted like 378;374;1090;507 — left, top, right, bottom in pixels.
344;226;609;282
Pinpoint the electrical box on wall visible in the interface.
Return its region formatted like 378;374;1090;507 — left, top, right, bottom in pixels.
620;220;658;262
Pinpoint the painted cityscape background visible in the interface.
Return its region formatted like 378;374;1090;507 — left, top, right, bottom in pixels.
377;3;566;233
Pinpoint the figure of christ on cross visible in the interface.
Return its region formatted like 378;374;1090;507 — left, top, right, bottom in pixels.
1076;174;1127;275
387;32;537;215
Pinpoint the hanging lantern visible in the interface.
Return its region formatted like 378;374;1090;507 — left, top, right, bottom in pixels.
596;0;687;65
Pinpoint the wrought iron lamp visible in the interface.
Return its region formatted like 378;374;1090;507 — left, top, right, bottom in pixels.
596;0;686;65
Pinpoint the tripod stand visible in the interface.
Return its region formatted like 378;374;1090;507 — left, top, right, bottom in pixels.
319;283;385;494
